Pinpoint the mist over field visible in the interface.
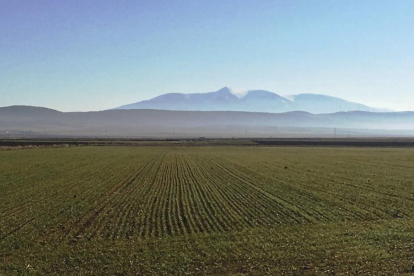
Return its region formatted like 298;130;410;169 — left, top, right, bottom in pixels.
1;105;414;138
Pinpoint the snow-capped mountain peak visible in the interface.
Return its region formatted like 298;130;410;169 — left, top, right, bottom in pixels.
228;87;249;99
116;87;387;114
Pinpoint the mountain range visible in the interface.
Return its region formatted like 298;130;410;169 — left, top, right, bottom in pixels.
0;88;410;138
116;87;387;114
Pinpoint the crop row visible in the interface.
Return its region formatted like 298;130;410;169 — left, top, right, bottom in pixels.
2;146;414;245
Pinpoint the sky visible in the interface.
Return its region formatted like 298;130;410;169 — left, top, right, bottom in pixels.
1;0;413;112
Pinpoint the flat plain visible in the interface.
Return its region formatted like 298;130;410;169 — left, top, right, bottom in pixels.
1;145;414;275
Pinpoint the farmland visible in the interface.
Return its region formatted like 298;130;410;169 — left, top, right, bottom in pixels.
2;145;414;275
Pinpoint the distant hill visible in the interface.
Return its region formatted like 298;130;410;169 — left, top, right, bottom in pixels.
0;105;413;138
0;105;62;117
116;87;387;114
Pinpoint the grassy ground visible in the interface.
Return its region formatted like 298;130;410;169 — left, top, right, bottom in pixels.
1;146;414;275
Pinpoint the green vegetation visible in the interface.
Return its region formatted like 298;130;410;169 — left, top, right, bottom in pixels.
1;146;414;275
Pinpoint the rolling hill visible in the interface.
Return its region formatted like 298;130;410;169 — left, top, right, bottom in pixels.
0;105;413;138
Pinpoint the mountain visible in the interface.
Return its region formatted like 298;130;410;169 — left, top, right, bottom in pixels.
287;94;386;113
117;87;294;113
1;106;413;138
116;87;386;114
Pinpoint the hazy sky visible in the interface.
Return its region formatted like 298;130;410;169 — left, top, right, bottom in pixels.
1;0;413;112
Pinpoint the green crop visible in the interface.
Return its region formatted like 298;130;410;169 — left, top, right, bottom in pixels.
1;146;414;275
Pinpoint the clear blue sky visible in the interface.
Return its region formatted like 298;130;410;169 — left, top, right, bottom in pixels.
1;0;413;111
